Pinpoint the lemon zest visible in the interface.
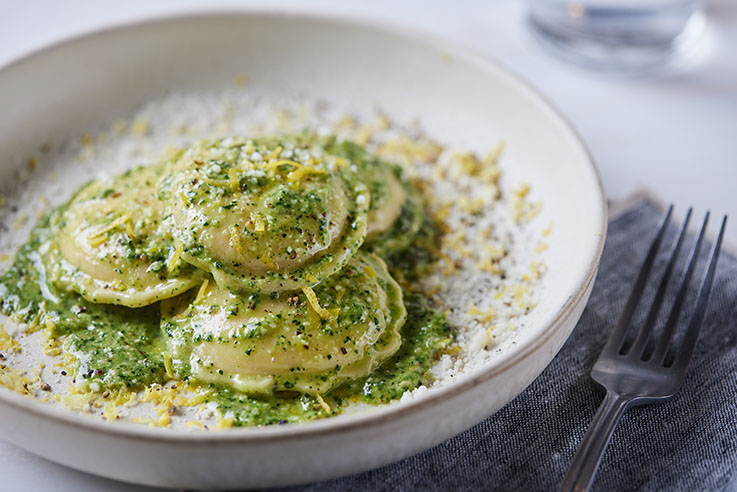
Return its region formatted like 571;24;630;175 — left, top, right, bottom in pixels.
125;220;135;240
315;393;331;414
0;326;21;353
0;364;31;396
228;167;240;192
467;305;495;324
260;159;324;185
193;279;210;306
102;402;120;421
229;224;246;255
302;286;336;320
163;351;174;378
167;243;183;273
87;214;129;241
253;215;266;232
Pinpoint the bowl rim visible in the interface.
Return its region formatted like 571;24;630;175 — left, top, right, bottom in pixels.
0;8;607;445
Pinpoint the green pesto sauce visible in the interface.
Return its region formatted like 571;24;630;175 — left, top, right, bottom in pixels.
0;215;450;426
0;216;168;389
205;388;330;426
336;293;452;404
0;136;451;427
384;212;441;285
206;292;451;426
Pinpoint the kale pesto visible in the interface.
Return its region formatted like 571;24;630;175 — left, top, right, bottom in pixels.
203;293;451;426
0;216;168;389
0;135;453;427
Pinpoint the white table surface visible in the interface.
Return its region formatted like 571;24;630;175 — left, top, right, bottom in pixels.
1;1;735;490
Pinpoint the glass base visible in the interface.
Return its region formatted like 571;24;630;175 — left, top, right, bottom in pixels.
527;4;706;73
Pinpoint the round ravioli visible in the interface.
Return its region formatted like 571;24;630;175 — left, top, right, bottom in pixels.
161;253;405;395
324;139;424;255
159;137;369;293
43;164;201;307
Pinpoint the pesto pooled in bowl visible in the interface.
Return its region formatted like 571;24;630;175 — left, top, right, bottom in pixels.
0;134;451;426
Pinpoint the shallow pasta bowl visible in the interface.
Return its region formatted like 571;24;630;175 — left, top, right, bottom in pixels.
0;11;606;489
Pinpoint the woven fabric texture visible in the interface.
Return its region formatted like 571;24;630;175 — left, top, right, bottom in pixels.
276;200;736;492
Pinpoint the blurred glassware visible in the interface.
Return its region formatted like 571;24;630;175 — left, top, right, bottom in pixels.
526;0;705;72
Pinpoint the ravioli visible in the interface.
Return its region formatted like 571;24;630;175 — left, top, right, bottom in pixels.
159;137;370;293
161;253;405;395
324;140;424;254
43;164;201;308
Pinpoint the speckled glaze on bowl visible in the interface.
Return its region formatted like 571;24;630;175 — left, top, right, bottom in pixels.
0;11;606;489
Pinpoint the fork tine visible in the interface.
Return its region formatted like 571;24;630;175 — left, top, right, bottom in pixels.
628;208;692;358
603;205;673;355
670;215;726;373
650;212;710;364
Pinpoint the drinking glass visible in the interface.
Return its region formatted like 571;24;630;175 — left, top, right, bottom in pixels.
526;0;705;71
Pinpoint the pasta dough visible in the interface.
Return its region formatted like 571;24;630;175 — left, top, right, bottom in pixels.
324;140;424;254
159;137;370;293
161;253;405;395
43;164;200;307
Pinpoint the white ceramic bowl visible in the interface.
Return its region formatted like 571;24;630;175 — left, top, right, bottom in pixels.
0;11;606;489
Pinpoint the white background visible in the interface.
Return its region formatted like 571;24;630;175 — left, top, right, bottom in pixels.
0;1;735;490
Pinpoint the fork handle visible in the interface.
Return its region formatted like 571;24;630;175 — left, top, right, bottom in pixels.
561;392;634;492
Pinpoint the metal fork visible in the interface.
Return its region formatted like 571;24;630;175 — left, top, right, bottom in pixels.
561;205;727;492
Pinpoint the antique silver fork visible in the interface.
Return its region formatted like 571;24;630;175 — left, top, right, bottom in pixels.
561;206;727;492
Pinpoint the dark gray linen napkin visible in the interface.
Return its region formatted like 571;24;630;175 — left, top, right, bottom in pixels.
277;199;737;492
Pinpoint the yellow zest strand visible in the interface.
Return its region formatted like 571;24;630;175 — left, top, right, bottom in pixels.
229;225;248;256
0;364;32;396
228;167;240;192
167;243;183;273
125;220;136;240
231;223;275;267
466;305;495;324
193;279;210;305
87;214;129;241
88;235;108;248
253;216;266;232
287;164;323;183
265;146;283;161
0;326;21;353
315;393;332;414
302;286;337;320
260;159;303;173
163;352;174;378
261;160;324;184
